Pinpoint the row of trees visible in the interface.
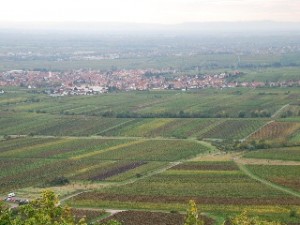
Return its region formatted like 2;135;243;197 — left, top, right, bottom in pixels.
0;191;284;225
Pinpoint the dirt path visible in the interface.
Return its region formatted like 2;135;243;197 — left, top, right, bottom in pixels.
72;206;125;215
271;104;290;118
96;119;136;135
60;190;92;203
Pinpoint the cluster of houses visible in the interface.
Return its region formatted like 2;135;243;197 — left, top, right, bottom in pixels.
1;69;300;96
47;86;108;96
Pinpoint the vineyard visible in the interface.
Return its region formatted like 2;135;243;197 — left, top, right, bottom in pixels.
1;88;300;224
101;211;214;225
0;137;210;193
198;119;266;140
0;111;133;136
1;87;298;119
244;146;300;161
0;111;268;141
246;165;300;192
69;161;298;210
247;121;300;145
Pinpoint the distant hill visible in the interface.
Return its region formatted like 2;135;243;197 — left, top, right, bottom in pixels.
1;21;300;35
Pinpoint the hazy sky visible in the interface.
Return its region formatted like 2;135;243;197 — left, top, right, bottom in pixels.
1;0;300;24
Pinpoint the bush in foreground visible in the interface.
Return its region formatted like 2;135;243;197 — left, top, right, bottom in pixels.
0;190;121;225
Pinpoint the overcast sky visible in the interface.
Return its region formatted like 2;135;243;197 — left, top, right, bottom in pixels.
1;0;300;24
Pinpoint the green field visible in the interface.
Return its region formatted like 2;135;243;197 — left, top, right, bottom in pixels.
1;87;299;118
244;146;300;161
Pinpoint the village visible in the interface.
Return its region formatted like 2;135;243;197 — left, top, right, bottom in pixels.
1;69;300;96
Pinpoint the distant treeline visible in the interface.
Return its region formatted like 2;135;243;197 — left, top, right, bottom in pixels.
91;110;272;118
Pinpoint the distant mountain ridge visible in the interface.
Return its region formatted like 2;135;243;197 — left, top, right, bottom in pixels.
1;21;300;35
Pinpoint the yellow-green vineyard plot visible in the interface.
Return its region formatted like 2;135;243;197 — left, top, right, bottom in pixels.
246;165;300;192
116;118;175;137
81;139;210;161
69;161;298;211
0;137;131;159
100;118;219;138
71;139;145;160
0;138;69;158
0;137;57;154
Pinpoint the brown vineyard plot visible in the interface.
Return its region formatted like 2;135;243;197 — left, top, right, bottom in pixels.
101;211;214;225
90;161;147;181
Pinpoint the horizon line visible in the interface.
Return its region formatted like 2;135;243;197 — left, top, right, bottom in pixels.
1;20;300;25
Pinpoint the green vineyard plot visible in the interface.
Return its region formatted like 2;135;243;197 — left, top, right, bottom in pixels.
246;165;300;192
244;146;300;161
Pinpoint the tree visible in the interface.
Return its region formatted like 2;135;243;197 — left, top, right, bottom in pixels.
184;200;204;225
0;190;86;225
238;111;246;118
0;190;121;225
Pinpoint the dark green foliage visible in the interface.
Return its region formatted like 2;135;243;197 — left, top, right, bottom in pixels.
48;176;70;186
